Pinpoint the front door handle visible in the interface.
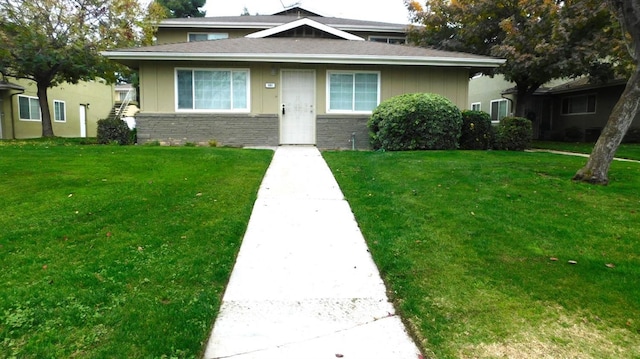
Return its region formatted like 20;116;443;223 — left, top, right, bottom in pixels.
282;104;285;115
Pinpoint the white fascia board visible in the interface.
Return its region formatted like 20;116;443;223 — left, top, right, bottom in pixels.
103;51;505;67
245;18;365;41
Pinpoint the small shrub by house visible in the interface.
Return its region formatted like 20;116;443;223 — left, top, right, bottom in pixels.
97;118;133;145
460;110;492;150
494;116;533;151
368;93;462;151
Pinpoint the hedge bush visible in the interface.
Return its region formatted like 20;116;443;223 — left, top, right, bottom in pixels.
493;116;532;151
97;118;133;145
368;93;462;151
564;126;583;142
460;110;492;150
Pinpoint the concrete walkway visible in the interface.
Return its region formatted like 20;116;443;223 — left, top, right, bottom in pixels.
527;149;640;163
204;146;420;359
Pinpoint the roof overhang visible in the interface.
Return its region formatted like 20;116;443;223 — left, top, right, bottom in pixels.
549;78;628;94
104;51;505;70
0;81;25;91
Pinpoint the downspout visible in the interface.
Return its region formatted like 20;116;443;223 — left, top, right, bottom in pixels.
500;93;515;117
9;89;25;139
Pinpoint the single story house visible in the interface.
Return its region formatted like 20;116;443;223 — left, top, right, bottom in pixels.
104;7;504;149
0;76;114;139
469;74;640;141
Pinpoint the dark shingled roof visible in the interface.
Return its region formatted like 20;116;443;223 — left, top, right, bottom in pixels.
159;16;408;32
113;37;489;59
105;38;504;71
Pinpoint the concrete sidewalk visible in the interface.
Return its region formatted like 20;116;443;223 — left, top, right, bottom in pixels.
204;146;420;359
527;149;640;163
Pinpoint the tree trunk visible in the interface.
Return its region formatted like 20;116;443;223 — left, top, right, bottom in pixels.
37;82;55;138
573;68;640;184
514;90;528;118
514;82;540;118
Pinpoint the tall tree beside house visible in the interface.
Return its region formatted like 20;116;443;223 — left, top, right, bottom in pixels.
573;0;640;184
405;0;623;117
156;0;205;18
0;0;163;138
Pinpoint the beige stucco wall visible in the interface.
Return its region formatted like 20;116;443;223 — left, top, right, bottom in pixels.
138;61;470;115
0;78;113;139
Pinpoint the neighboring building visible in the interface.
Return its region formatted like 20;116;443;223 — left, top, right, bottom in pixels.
115;83;137;103
104;6;504;149
469;74;639;141
0;76;114;139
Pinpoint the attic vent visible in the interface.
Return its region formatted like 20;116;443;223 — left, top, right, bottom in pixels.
270;25;342;39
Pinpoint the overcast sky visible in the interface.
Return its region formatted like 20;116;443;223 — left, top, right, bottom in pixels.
200;0;411;24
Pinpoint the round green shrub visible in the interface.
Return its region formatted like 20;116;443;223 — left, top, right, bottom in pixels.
460;110;492;150
97;118;133;145
493;116;532;151
368;93;463;151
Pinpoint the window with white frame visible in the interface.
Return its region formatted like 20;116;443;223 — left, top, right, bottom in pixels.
188;33;229;42
54;100;66;122
561;94;596;115
490;99;509;122
176;69;250;111
471;102;481;111
327;71;380;113
369;36;406;44
18;95;41;121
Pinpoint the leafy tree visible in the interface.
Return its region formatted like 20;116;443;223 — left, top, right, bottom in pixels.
157;0;205;18
407;0;635;184
573;0;640;184
405;0;624;116
0;0;163;138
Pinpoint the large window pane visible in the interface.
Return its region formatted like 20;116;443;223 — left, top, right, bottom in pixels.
54;101;66;122
29;99;40;120
188;33;229;42
354;73;378;111
490;99;508;121
232;71;248;109
329;74;353;111
561;94;596;114
19;96;30;119
329;72;379;112
177;70;193;109
18;96;40;120
176;69;249;111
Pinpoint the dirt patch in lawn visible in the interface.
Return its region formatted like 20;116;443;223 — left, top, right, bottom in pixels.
458;310;639;359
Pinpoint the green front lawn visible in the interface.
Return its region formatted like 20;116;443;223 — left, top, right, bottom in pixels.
324;150;640;359
0;140;272;358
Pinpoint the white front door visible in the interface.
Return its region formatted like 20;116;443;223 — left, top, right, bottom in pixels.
280;70;316;145
79;105;87;138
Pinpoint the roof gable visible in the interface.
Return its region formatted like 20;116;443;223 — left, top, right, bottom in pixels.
246;18;364;41
271;6;324;17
